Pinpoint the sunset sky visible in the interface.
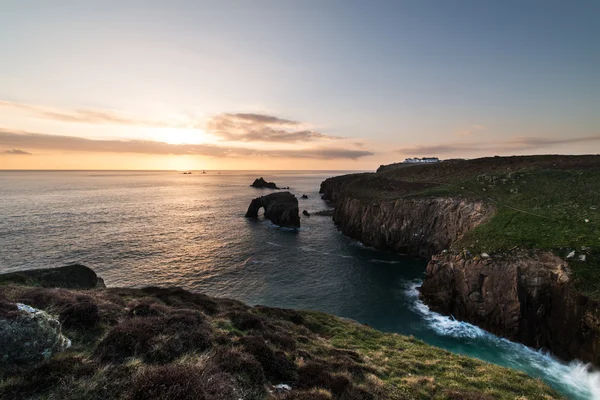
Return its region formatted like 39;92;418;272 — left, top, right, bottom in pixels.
1;0;598;170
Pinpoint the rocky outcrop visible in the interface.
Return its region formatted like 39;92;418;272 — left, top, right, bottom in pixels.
332;197;493;258
245;192;300;228
314;209;334;217
251;177;279;189
0;264;106;289
0;302;71;365
420;251;600;364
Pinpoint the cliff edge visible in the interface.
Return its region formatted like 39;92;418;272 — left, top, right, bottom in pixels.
320;155;600;365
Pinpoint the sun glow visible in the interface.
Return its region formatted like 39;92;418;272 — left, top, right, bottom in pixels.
152;127;209;145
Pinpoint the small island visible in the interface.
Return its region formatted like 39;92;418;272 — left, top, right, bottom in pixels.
250;177;279;189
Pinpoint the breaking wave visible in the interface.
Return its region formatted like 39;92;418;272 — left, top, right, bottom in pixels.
404;281;600;400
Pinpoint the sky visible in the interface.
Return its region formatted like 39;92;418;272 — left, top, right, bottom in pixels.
0;0;598;170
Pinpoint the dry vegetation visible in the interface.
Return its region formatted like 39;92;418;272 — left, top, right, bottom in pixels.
0;280;561;400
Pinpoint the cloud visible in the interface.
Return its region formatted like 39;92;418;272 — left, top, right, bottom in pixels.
397;135;600;155
0;100;171;127
0;100;343;144
0;129;373;160
2;148;31;155
225;113;298;125
206;113;340;143
460;124;488;136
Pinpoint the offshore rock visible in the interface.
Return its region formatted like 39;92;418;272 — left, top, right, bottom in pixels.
251;177;279;189
0;302;71;365
245;192;300;228
0;264;106;289
420;251;600;364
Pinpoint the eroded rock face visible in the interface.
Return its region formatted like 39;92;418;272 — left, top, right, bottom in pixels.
332;197;493;258
420;251;600;364
251;177;279;189
0;302;71;365
245;192;300;228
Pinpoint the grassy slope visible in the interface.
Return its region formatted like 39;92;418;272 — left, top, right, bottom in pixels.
333;156;600;300
0;283;560;400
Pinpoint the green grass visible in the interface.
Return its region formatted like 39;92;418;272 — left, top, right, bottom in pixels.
416;169;600;299
301;310;559;399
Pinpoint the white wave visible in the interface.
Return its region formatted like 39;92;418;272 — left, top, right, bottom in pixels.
267;242;283;247
369;259;403;265
404;280;600;399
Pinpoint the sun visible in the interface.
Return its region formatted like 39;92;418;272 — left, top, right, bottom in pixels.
152;127;208;145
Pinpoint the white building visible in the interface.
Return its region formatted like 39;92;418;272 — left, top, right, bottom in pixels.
404;157;440;164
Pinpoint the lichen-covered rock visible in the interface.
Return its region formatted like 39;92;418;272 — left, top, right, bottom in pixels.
0;302;71;365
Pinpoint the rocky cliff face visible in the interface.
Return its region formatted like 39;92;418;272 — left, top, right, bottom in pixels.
321;170;600;365
331;196;493;258
421;251;600;364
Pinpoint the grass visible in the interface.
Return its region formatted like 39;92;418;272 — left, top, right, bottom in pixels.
325;157;600;300
0;281;562;400
414;169;600;299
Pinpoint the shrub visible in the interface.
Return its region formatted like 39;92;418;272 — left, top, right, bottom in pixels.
261;331;297;351
0;300;18;319
209;347;266;390
128;364;207;400
240;336;297;383
0;356;96;398
95;309;212;364
280;390;332;400
140;287;219;315
253;305;306;325
296;362;332;390
128;300;167;318
18;287;77;309
146;327;212;363
228;311;265;331
60;301;100;329
95;317;162;363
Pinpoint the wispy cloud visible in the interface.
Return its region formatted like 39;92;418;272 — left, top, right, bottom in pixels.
2;148;31;155
397;135;600;155
206;112;340;143
0;100;171;127
0;129;373;160
460;124;487;136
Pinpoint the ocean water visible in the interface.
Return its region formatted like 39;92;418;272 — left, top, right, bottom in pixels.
0;170;598;399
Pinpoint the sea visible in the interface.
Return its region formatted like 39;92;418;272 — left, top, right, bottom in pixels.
0;170;598;399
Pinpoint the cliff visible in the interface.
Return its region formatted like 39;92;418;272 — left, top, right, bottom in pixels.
332;196;493;258
321;155;600;365
0;266;560;400
421;251;600;364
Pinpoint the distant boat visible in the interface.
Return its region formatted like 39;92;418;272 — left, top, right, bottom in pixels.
183;171;192;175
202;170;207;174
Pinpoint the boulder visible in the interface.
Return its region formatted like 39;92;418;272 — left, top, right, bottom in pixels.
0;302;71;365
0;264;105;289
302;210;310;217
245;192;300;228
250;177;279;189
301;194;308;199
